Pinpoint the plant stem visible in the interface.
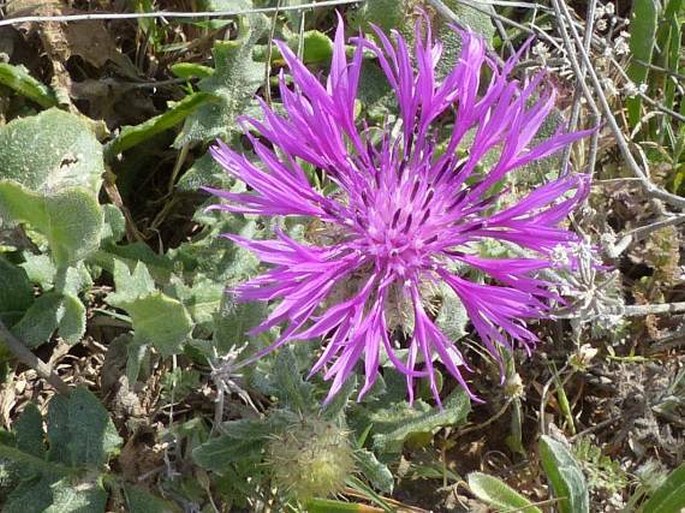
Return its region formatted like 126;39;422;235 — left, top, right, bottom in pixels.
0;319;71;395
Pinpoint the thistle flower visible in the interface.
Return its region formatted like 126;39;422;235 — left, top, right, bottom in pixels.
207;15;591;405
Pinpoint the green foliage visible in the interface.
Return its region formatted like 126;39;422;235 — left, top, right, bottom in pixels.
303;498;371;512
123;484;182;513
626;0;660;127
0;389;121;513
0;255;33;326
355;448;394;494
253;30;334;64
434;0;494;78
539;435;589;513
365;390;470;454
573;437;629;495
106;261;193;356
468;472;542;512
176;12;267;146
0;109;104;266
0;63;58;108
640;462;685;513
105;92;214;157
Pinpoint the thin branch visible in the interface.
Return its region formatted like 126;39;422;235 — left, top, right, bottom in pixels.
552;0;685;211
0;0;364;27
623;302;685;317
0;319;71;395
618;214;685;245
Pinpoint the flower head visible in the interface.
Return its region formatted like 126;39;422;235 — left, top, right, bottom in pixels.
207;15;591;405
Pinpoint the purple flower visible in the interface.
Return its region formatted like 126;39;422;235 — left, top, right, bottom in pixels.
206;16;591;405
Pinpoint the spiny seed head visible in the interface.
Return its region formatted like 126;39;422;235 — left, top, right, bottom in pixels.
266;417;354;500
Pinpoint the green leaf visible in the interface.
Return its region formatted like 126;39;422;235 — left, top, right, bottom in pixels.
175;15;267;146
192;419;272;472
110;293;192;356
105;92;213;157
124;484;181;513
2;473;55;513
91;242;173;284
213;292;266;354
0;184;103;267
0;63;57;108
539;435;589;513
435;0;495;79
64;388;122;468
0;108;102;193
43;477;108;513
107;262;192;355
176;152;230;191
108;260;156;303
20;252;56;289
434;282;468;342
0;109;104;266
271;346;315;411
170;62;215;80
468;472;542;512
166;273;223;330
370;390;470;453
303;498;372;512
640;462;685;513
0;255;33;326
46;395;70;465
348;0;408;32
100;204;127;244
254;30;334;65
11;291;85;347
355;448;394;494
627;0;660;127
15;403;46;459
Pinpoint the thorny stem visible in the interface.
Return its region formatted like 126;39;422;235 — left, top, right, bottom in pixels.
0;0;365;27
0;319;71;395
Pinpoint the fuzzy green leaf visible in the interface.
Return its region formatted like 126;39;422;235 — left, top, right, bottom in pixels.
43;477;108;513
108;260;156;303
0;184;103;267
0;255;33;326
105;92;213;157
176;15;266;146
0;108;102;193
468;472;542;512
124;484;182;513
193;419;272;472
110;292;192;356
370;390;470;453
107;261;192;355
539;435;589;513
11;291;85;347
641;462;685;513
355;448;394;494
0;109;104;266
64;388;122;468
15;403;45;459
0;63;57;108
